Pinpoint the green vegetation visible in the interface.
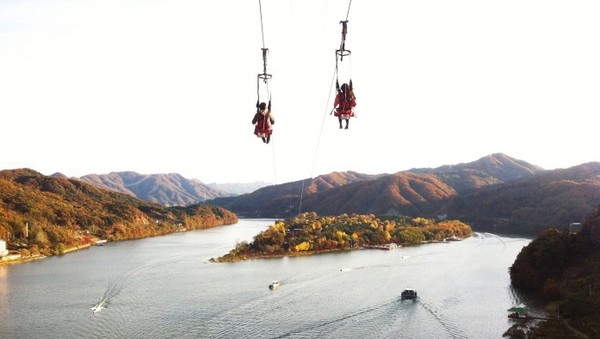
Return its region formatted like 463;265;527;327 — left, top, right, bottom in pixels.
0;169;237;259
509;206;600;337
213;212;472;262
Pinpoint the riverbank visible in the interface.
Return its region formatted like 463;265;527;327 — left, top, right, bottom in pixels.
0;243;94;267
210;247;356;263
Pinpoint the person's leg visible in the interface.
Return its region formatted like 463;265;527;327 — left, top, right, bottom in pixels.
345;119;349;129
338;117;343;129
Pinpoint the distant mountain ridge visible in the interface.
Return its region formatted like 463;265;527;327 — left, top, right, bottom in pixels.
207;181;271;196
38;153;600;236
207;153;600;235
446;161;600;233
210;153;543;217
79;172;234;206
411;153;544;193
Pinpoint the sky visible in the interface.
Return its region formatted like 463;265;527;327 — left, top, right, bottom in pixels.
1;0;599;184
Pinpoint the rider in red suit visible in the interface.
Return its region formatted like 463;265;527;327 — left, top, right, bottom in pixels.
334;82;356;129
252;100;274;143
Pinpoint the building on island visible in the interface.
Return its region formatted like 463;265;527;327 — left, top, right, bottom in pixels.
0;240;8;257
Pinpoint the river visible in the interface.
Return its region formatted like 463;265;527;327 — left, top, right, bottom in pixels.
0;219;533;338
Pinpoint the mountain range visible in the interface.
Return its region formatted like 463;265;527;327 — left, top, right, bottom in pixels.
71;172;268;206
22;152;600;236
205;153;600;235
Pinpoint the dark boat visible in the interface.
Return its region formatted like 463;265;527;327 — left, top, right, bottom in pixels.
400;288;417;300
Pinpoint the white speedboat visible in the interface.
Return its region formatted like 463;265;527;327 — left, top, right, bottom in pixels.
269;280;280;289
91;299;107;313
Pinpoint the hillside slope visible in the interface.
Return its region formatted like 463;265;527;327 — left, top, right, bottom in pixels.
80;171;230;206
411;152;544;193
207;154;600;235
208;154;542;218
446;162;600;234
508;206;600;337
0;169;237;256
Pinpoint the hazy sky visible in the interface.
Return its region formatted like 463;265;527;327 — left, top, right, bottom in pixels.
1;0;599;184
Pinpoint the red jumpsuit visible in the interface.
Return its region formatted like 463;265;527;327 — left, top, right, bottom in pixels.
334;91;356;119
252;110;274;143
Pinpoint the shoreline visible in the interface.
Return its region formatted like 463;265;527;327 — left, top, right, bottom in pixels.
212;236;471;263
211;247;357;263
0;243;93;267
1;221;237;267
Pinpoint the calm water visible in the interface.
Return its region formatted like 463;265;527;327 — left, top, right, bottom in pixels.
0;219;533;338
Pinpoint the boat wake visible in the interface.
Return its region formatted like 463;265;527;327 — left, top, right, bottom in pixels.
418;301;467;338
340;264;392;272
91;276;126;314
89;252;199;314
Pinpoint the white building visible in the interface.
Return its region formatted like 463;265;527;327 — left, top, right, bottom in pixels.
0;240;8;257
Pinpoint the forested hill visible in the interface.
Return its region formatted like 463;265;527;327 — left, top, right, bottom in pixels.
208;171;380;217
446;162;600;234
0;169;237;256
207;154;600;235
508;205;600;337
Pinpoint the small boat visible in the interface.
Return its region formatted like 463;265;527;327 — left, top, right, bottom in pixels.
508;312;532;320
507;305;532;320
91;299;107;313
400;288;418;301
269;280;280;289
446;236;462;241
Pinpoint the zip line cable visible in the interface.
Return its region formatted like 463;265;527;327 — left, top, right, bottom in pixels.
255;0;354;217
257;0;271;83
258;0;267;49
271;137;277;186
298;0;354;215
297;66;338;215
345;0;352;21
257;0;277;185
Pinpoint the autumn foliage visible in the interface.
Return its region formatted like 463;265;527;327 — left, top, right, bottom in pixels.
214;212;472;262
509;205;600;337
0;169;237;257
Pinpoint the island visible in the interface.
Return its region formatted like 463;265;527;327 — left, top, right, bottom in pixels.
211;212;472;262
